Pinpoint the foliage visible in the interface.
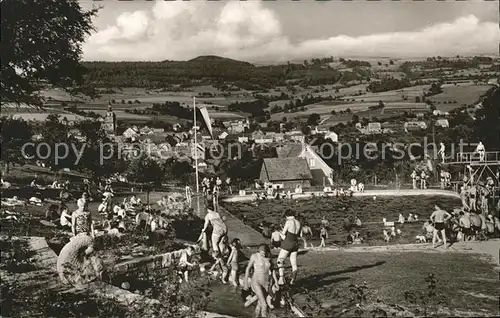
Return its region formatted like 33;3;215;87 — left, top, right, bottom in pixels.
35;114;81;170
125;156;165;185
0;117;34;172
1;0;98;106
73;119;126;180
404;273;448;316
471;86;500;149
368;78;411;93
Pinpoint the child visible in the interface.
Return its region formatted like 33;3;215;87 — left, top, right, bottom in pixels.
227;238;241;287
209;251;229;284
319;226;328;247
270;225;282;249
178;246;196;283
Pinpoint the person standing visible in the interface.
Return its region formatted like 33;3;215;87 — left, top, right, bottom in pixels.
243;244;279;318
319;226;328;247
200;201;228;255
420;171;427;189
475;142;485;161
437;142;446;163
300;223;313;249
430;205;452;249
469;185;477;212
277;209;301;285
185;185;192;207
226;177;232;195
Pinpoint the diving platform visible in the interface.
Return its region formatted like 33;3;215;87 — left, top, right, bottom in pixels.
444;151;500;166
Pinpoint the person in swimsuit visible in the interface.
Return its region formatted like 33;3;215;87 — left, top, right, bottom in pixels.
200;200;228;255
178;246;196;283
469;186;477;211
243;244;279;318
430;205;452;248
458;211;472;241
277;209;301;285
71;208;94;238
300;222;313;249
227;238;241;287
319;226;328;247
270;225;282;249
469;212;482;240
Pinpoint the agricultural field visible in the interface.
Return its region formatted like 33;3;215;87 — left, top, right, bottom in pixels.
222;195;461;246
270;101;428;121
428;84;492;111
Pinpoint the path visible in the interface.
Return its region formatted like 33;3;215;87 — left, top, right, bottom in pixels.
308;239;500;267
195;195;267;247
223;189;460;203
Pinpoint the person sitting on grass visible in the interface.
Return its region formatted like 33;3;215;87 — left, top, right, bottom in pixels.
59;205;72;229
178;246;196;283
135;210;151;232
117;216;126;233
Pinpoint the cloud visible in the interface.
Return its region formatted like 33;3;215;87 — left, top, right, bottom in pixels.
83;1;499;62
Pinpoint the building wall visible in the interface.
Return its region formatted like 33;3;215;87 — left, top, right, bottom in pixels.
298;146;334;185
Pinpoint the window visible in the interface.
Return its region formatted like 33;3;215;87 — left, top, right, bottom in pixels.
309;158;315;167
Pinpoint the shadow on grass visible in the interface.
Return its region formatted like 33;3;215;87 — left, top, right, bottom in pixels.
295;261;386;292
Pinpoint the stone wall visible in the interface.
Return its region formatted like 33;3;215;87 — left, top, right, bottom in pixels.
113;244;201;274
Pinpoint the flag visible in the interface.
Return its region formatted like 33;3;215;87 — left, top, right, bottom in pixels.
198;107;214;139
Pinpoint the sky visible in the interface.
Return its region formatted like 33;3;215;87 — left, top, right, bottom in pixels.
81;0;499;62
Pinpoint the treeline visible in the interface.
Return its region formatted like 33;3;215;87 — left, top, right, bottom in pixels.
81;56;361;89
227;100;268;117
339;58;371;68
367;78;411;93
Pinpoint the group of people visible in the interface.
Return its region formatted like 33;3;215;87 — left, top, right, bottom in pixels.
410;170;430;189
422;205;500;249
459;181;495;214
192;201;304;316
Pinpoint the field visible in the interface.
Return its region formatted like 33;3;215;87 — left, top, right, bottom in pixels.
292;250;499;316
222;196;462;246
428;84;492;110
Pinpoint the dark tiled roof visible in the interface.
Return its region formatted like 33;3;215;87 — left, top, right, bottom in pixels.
260;158;312;182
276;143;304;158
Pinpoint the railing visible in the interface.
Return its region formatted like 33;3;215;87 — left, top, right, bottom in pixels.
448;151;500;164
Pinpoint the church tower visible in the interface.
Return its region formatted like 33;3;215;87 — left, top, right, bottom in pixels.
104;103;117;135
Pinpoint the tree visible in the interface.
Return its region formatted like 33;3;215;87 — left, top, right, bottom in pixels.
37;114;79;171
378;101;385;109
73;119;125;181
307;113;321;126
1;0;98;106
0;117;34;173
345;108;352;114
415;96;421;103
389;60;394;65
125;156;164;204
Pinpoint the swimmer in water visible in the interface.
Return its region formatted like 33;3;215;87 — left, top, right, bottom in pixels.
430;205;452;248
243;244;279;318
277;209;301;285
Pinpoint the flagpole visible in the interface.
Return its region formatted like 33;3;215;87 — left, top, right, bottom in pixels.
193;97;200;215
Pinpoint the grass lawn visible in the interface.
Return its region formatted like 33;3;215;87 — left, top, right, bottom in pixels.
222;196;462;245
292;251;499;316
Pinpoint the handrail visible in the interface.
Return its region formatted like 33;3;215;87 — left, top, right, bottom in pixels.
448;151;500;163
